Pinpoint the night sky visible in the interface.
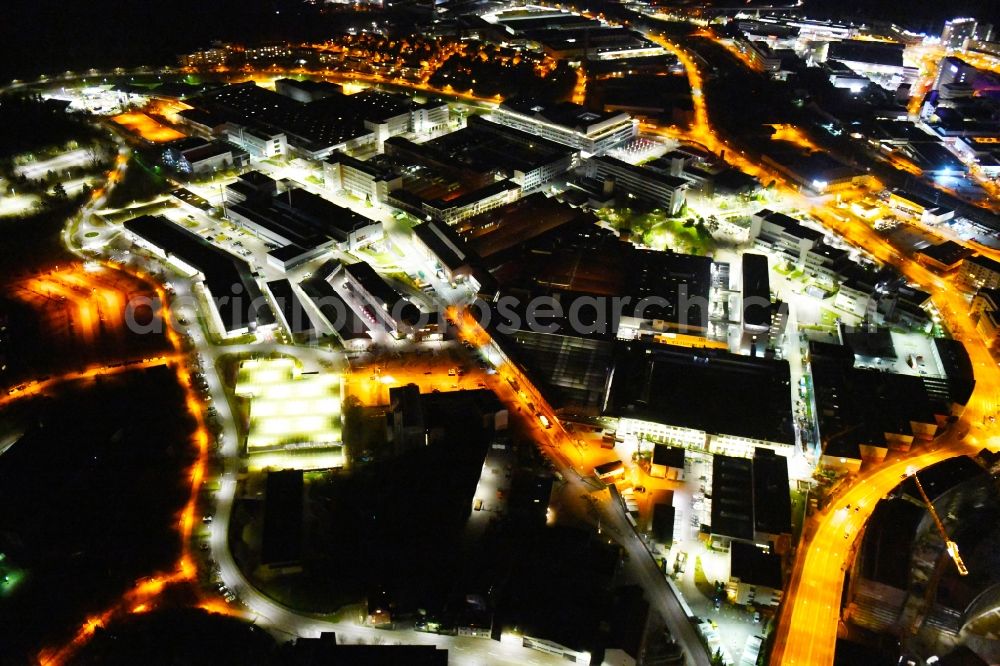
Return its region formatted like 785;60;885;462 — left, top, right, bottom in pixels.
799;0;1000;33
1;0;999;82
1;0;306;82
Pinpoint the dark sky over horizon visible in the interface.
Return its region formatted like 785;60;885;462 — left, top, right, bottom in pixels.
0;0;310;82
799;0;1000;34
1;0;999;83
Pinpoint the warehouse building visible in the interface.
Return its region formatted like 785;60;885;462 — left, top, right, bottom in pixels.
604;341;795;458
123;214;275;337
490;98;637;156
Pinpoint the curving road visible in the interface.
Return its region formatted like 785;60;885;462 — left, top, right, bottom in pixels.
45;37;1000;666
771;427;984;665
54;123;567;665
768;205;1000;664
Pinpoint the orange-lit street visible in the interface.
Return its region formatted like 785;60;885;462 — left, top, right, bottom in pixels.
645;33;713;146
949;48;1000;82
906;44;946;116
343;349;634;481
344;355;489;407
0;355;177;408
34;270;232;666
432;31;1000;666
632;36;1000;666
8;6;1000;664
174;34;999;666
621;33;1000;659
771;203;1000;664
771;437;983;666
700;29;766;73
239;33;1000;663
1;121;235;664
680;30;994;210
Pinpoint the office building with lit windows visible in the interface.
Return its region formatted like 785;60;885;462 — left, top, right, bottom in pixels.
490;98;637;156
942;18;978;51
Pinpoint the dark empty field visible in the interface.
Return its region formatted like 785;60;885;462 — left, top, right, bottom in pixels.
0;366;196;665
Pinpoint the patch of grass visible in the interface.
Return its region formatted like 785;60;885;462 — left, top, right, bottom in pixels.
819;309;841;327
963;612;1000;637
100;201;169;224
357;250;398;269
385;271;422;294
773;262;794;275
218;333;256;346
693;556;717;601
597;206;716;255
105;155;170;209
0;199;79;275
791;489;806;543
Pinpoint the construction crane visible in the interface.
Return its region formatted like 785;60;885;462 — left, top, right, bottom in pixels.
909;469;969;576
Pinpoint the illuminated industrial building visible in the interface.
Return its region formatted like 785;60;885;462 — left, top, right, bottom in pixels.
604;341;795;458
234;357;344;470
490;98;637;157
